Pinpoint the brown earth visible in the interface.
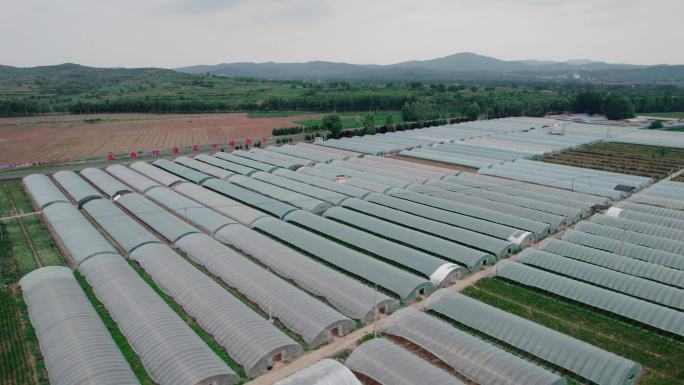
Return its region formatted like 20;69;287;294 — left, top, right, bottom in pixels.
0;113;318;164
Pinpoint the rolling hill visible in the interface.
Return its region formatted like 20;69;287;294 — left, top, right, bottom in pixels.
176;52;679;83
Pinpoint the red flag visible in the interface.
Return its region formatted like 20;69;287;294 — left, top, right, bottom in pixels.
107;153;115;161
129;152;137;159
211;143;218;150
192;144;199;151
245;138;252;145
172;146;180;154
151;149;159;156
229;140;236;147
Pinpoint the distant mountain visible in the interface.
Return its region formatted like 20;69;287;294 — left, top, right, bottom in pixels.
1;53;681;85
390;52;531;72
175;52;673;83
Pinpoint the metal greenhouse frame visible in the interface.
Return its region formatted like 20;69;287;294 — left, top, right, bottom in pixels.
345;338;466;385
489;261;684;337
20;267;140;385
379;308;565;385
424;289;641;385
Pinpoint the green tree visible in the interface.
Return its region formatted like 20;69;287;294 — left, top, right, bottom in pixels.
363;113;376;134
385;114;394;126
401;101;436;122
464;102;481;120
603;96;635;120
575;91;604;115
322;114;343;138
650;120;664;129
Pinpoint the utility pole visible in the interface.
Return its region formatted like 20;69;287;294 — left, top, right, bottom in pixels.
373;282;378;338
267;266;272;322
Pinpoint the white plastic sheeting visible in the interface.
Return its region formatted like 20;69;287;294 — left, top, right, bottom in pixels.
386;187;551;236
489;261;684;337
379;308;565;385
274;359;361;385
80;253;238;385
252;216;434;302
538;238;684;289
130;243;302;376
175;156;234;180
228;174;332;213
326;202;494;268
272;168;371;198
359;192;528;249
214;152;279;173
175;232;354;347
81;167;132;197
54;172;303;376
130;161;184;187
22;174;69;209
174;182;270;227
285;209;466;284
195;154;257;176
517;249;684;311
562;229;684;271
345;338;465;385
117;166;399;322
20;267;140;385
424;289;641;385
106;164;161;193
251;171;348;205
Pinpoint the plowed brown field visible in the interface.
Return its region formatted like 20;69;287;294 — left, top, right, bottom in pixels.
0;113;317;164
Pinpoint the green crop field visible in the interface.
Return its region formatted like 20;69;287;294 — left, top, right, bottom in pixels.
20;215;63;267
2;220;37;278
5;181;34;214
0;288;43;385
640;112;684;119
0;181;65;284
247;111;319;118
463;278;684;385
295;111;404;130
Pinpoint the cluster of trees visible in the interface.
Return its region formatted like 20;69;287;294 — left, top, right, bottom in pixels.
322;111;455;139
2;75;684;119
271;126;303;136
575;92;635;120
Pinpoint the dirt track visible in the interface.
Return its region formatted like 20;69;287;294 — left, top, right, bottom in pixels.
0;112;316;164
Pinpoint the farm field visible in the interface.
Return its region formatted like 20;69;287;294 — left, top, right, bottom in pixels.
0;112;317;164
0;288;42;385
0;182;52;385
295;111;404;130
639;112;684;119
463;278;684;385
0;181;63;281
538;142;684;179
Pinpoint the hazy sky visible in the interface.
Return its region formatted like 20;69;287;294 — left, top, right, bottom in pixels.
1;0;682;68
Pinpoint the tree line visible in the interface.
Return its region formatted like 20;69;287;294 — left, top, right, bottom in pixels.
2;86;684;119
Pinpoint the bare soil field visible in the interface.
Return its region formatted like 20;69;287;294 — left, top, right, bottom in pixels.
0;112;318;164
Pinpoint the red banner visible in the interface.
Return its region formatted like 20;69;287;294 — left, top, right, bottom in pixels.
229;140;236;147
151;149;159;156
172;146;180;154
245;138;252;145
129;152;137;159
107;154;115;161
211;143;218;150
192;144;199;151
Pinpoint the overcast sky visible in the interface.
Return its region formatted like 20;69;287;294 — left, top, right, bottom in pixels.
1;0;682;68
